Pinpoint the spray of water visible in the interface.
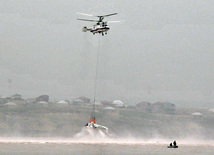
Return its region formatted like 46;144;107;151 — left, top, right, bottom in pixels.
0;127;214;146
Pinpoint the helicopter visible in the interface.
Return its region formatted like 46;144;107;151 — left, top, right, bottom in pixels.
77;12;120;36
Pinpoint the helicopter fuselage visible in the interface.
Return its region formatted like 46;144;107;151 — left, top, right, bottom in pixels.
83;25;110;35
91;25;110;34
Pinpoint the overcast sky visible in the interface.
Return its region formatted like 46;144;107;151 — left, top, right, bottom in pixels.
0;0;214;107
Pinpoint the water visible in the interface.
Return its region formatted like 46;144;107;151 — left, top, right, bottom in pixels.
0;128;213;154
0;138;214;155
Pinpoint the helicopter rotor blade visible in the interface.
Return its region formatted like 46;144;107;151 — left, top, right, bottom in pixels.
107;21;121;23
98;13;118;17
76;12;94;17
77;19;98;22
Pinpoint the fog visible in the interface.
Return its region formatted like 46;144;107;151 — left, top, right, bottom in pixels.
1;1;214;106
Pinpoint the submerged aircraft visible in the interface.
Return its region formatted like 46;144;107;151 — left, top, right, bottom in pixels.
85;109;108;134
77;12;120;36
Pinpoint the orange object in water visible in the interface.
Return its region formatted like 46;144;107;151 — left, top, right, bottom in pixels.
89;117;96;124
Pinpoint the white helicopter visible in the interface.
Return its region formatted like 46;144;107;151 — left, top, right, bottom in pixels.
77;12;120;36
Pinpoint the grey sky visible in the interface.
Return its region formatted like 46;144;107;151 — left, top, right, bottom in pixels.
0;0;214;106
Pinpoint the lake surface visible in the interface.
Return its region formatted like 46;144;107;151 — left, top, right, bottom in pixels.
0;138;213;155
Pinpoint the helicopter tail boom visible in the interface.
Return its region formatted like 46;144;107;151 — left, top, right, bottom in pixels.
82;26;92;32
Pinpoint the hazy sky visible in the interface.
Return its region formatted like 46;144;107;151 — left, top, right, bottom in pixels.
0;0;214;106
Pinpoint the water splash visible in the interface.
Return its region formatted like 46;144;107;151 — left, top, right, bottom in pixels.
0;128;214;146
